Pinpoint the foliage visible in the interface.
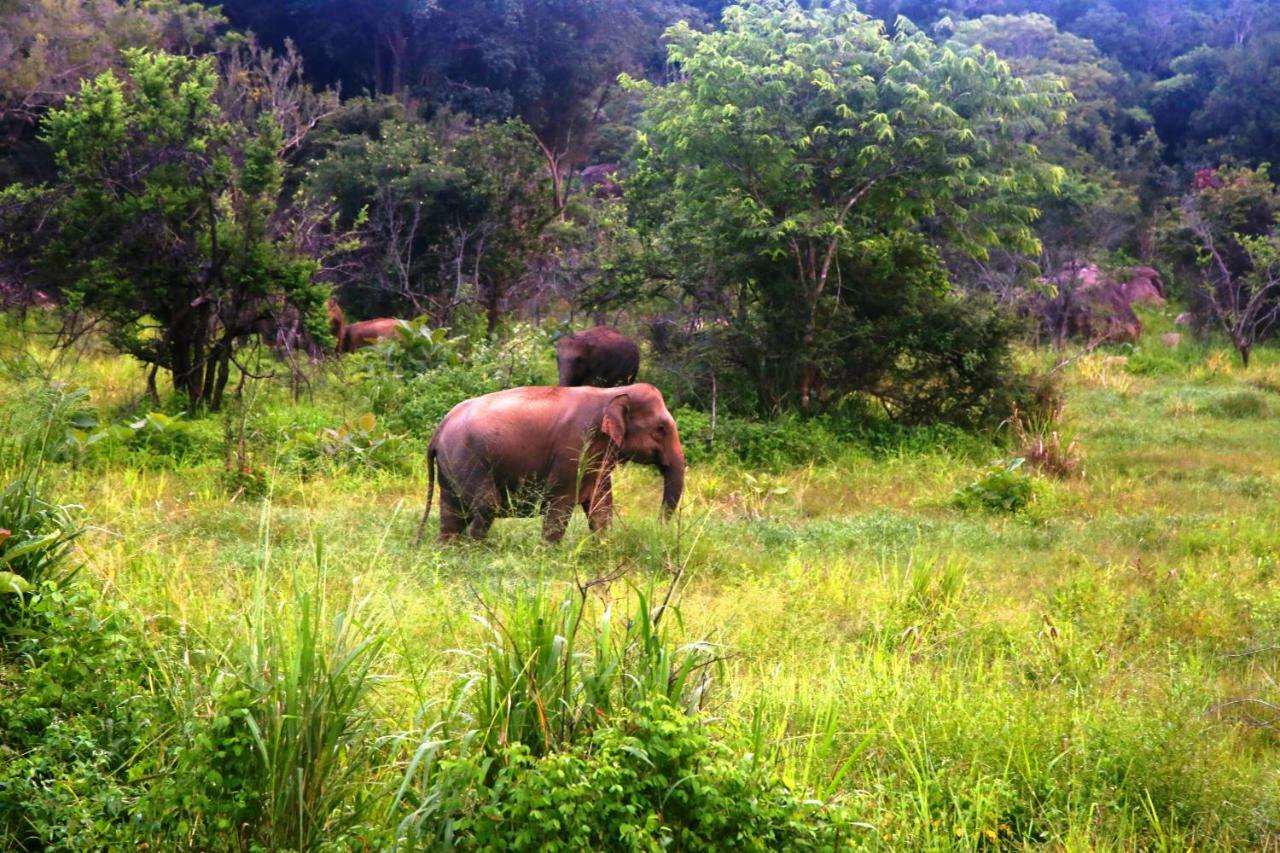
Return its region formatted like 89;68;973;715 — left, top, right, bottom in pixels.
362;321;556;437
0;0;222;156
953;457;1036;512
353;319;464;376
1162;165;1280;366
307;118;547;326
395;697;851;851
0;586;167;851
0;478;83;630
225;575;387;851
625;1;1064;418
3;49;339;410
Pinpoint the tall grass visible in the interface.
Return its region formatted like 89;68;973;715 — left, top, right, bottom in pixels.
449;574;720;756
230;557;388;850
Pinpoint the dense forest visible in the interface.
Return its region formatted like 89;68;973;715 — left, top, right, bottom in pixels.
5;0;1280;416
4;1;1280;850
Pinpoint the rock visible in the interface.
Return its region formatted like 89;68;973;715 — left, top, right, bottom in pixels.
1161;332;1182;348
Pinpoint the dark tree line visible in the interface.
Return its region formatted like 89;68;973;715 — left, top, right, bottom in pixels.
4;0;1280;416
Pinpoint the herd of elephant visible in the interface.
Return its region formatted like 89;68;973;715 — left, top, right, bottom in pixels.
330;309;688;545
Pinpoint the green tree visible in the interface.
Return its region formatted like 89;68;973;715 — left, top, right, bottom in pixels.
1163;166;1280;366
625;0;1064;416
9;50;340;410
307;115;546;330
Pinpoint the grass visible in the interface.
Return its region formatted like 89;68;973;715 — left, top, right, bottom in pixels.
4;311;1280;847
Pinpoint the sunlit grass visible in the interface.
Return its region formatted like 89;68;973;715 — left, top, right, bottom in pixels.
5;311;1280;846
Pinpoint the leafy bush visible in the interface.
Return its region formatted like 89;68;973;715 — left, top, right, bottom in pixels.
0;383;97;473
0;477;83;633
143;573;389;851
279;412;410;473
953;458;1036;512
392;577;857;848
0;580;163;850
396;697;852;851
366;323;557;438
351;318;464;376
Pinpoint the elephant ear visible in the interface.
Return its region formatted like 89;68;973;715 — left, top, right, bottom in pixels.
601;394;630;447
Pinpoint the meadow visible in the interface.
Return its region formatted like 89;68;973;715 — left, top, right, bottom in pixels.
3;310;1280;850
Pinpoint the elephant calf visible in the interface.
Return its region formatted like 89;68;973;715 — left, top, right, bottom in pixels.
415;383;685;543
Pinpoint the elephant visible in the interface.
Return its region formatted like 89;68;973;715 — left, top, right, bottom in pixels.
556;326;640;387
414;383;685;544
338;318;404;353
327;300;406;353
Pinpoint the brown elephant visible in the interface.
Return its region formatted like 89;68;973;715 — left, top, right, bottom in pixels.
327;300;405;353
556;326;640;387
414;383;684;544
339;318;404;352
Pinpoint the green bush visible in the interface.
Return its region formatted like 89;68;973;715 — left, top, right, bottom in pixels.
0;477;83;634
396;697;852;851
953;458;1036;512
360;322;557;438
449;582;718;757
279;412;410;474
0;585;165;851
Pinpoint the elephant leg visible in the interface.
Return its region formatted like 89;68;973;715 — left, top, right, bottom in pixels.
467;510;495;540
581;473;614;532
437;482;468;542
541;492;576;543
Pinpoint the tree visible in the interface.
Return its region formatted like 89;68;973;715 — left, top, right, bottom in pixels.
307;115;546;330
625;1;1064;416
0;0;223;186
1167;166;1280;366
6;50;341;410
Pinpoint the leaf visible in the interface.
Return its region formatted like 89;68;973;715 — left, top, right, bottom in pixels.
0;572;32;595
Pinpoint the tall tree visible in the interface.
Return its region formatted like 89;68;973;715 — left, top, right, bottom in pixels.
4;50;342;409
626;0;1064;417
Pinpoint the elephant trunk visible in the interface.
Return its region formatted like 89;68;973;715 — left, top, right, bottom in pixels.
660;455;685;519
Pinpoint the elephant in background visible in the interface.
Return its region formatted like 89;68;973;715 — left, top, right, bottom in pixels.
415;383;685;543
328;299;405;353
556;326;640;387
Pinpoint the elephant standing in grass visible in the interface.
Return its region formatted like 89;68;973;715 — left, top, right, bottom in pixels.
556;327;640;387
415;383;685;543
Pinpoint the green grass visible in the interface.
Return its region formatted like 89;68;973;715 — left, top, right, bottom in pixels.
4;314;1280;847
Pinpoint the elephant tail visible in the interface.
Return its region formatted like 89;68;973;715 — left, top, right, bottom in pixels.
413;442;437;547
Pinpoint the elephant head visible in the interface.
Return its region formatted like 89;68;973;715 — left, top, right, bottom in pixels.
598;385;684;518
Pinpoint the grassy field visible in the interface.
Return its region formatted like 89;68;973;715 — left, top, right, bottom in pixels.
4;312;1280;849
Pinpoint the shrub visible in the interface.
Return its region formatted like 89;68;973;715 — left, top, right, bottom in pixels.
393;577;859;848
279;412;410;474
953;458;1036;512
396;698;851;851
449;581;718;757
0;477;83;635
0;576;163;851
144;573;389;851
